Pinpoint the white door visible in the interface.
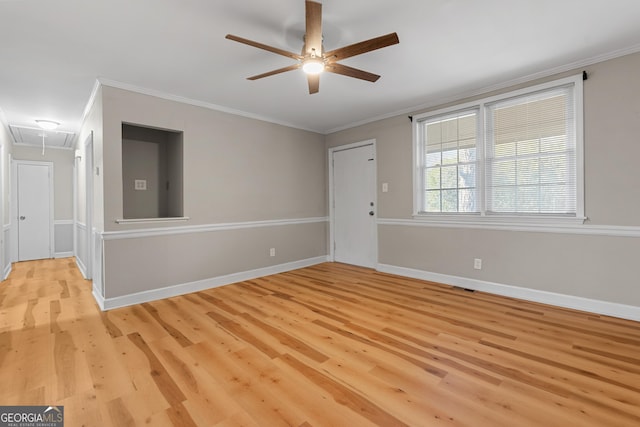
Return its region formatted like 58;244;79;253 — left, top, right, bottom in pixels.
332;143;377;268
17;163;52;261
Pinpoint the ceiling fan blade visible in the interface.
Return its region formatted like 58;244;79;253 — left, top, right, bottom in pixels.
226;34;302;60
324;32;399;62
325;63;380;82
307;74;320;94
305;0;323;55
247;64;301;80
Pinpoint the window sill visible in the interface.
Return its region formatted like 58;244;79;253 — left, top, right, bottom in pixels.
411;213;586;227
377;214;589;233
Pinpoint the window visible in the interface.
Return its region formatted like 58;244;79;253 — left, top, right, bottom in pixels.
421;110;478;213
414;74;583;223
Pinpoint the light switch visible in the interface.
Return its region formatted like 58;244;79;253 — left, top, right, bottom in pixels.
135;179;147;190
382;182;389;193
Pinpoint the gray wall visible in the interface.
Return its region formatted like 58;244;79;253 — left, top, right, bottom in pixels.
97;85;327;299
326;52;640;308
122;139;162;218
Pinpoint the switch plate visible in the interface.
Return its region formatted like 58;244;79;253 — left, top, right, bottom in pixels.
134;179;147;190
382;182;389;193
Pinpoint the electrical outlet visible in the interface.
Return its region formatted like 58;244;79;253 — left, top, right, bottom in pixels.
269;248;276;257
382;182;389;193
474;258;482;270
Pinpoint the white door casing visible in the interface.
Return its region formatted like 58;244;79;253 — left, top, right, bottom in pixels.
15;161;53;261
0;144;4;278
85;132;94;280
330;141;377;268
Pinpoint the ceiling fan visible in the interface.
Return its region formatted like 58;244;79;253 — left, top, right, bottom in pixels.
225;0;399;94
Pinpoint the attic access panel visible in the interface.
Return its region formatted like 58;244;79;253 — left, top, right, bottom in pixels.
9;125;75;149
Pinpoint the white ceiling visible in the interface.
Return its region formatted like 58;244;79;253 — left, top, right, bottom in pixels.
1;0;640;136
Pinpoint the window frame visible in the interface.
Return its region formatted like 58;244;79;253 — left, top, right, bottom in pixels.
412;74;584;226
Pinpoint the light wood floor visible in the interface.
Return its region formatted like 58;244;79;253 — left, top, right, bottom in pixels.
1;258;639;426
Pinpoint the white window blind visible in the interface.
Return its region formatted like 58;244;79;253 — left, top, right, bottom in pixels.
485;86;576;215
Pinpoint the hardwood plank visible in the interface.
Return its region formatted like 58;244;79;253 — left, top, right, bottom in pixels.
127;332;187;406
106;397;136;427
279;352;409;426
141;302;194;347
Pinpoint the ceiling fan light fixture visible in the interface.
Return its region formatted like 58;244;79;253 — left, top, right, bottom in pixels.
35;119;60;130
225;0;399;93
302;58;325;75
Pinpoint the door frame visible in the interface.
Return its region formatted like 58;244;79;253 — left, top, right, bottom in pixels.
0;144;4;278
85;132;94;279
11;159;55;262
328;139;378;266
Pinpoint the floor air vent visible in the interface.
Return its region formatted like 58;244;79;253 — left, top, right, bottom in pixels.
453;286;476;292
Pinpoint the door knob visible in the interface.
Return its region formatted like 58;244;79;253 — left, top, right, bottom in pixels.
369;211;374;216
19;216;26;220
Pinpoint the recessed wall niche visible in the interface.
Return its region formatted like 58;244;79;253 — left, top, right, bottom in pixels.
122;123;184;219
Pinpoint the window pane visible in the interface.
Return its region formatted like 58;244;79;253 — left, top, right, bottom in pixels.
441;119;459;143
442;190;458;212
495;142;515;158
458;114;477;140
441;165;458;189
540;184;574;213
425;167;440;190
491;187;516;212
459;164;476;188
459;188;476;212
517;186;539;212
442;148;458;165
539;155;567;184
426;151;441;167
492;160;516;186
517;139;539;155
425;122;442;145
517;158;539;185
459;145;476;162
540;135;567;153
425;190;441;212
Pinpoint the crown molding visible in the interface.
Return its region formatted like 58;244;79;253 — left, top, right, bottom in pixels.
96;77;321;134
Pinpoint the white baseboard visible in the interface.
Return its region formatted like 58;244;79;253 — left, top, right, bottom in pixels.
92;283;105;311
55;251;73;259
97;256;328;311
377;263;640;322
3;263;11;281
75;257;89;280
